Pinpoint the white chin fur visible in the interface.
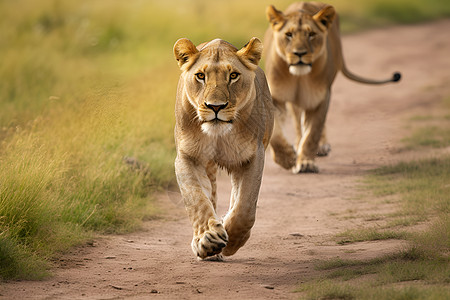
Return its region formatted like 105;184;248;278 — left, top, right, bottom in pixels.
289;65;312;76
201;122;233;137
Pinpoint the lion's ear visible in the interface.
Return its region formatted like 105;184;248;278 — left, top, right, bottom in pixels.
237;37;263;69
313;5;336;30
266;5;285;30
173;38;199;69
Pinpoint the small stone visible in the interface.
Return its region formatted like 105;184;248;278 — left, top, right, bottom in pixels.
289;233;303;237
111;285;122;290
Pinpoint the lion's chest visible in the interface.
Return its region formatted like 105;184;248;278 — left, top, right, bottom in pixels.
182;130;257;168
271;76;327;110
208;135;256;167
296;79;328;109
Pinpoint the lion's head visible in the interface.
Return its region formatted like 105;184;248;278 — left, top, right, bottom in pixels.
173;38;263;137
266;4;336;76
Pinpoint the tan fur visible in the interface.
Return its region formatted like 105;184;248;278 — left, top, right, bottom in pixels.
264;2;401;173
173;38;274;259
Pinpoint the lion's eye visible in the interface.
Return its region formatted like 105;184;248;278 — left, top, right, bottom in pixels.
195;73;205;81
230;72;240;81
285;32;293;39
309;32;316;39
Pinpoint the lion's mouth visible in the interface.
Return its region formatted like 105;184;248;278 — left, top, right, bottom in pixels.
292;61;312;67
207;118;233;124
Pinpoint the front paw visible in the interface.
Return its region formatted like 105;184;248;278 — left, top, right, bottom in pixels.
317;143;331;157
192;222;228;259
292;158;319;173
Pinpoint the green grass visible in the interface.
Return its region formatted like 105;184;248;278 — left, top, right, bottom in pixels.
298;280;449;300
2;0;450;281
315;247;449;282
335;155;450;247
336;228;408;245
404;126;450;148
402;97;450;150
299;248;450;299
297;96;450;298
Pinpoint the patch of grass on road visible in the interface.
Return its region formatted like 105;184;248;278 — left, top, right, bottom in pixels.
299;280;449;300
299;248;449;299
300;222;450;298
336;228;408;245
402;96;450;150
297;96;450;299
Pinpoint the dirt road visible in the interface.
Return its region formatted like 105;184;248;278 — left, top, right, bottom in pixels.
2;20;450;300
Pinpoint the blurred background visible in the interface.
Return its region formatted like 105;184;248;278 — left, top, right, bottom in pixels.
1;0;449;279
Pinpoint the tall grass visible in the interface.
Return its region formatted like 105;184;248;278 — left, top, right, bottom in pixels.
1;0;450;280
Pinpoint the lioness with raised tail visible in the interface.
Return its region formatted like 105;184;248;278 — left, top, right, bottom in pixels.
264;2;401;173
173;37;274;259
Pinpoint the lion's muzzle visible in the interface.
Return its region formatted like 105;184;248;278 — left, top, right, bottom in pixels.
201;101;233;123
205;102;228;114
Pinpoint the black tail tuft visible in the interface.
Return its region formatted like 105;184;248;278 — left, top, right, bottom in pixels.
392;72;401;82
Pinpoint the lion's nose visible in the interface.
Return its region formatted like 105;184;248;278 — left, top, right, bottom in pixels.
293;51;307;58
205;102;228;113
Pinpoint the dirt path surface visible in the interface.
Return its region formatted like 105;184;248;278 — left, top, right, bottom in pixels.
2;20;450;300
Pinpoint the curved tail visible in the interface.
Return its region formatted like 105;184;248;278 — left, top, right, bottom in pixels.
341;63;401;85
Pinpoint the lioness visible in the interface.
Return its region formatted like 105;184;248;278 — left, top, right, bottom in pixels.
173;37;274;259
264;2;401;173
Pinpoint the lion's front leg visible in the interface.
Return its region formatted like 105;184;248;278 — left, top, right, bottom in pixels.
293;96;330;173
222;146;265;256
175;155;228;259
287;102;304;151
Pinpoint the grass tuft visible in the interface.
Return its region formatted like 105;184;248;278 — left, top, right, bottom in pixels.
0;231;49;280
336;228;407;245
